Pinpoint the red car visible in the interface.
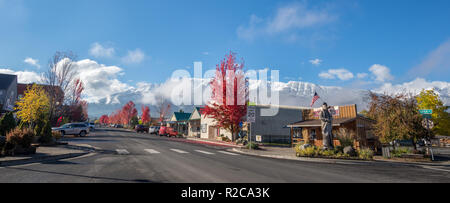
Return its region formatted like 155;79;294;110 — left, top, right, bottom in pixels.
159;126;178;137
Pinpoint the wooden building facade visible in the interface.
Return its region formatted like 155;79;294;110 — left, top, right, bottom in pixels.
287;105;378;151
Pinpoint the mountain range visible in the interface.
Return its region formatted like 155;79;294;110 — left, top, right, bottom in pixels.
87;79;450;118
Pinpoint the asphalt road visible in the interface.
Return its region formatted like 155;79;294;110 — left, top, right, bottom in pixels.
0;128;448;183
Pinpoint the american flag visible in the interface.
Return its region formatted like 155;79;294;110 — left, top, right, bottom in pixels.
310;92;320;107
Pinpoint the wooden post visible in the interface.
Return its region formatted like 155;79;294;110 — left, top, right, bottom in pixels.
290;126;293;148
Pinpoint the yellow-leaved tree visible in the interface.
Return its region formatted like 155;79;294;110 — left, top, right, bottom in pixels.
416;89;450;136
15;84;50;127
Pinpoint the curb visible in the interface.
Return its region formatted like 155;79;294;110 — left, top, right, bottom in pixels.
230;148;345;164
230;148;450;167
0;144;98;167
0;152;89;167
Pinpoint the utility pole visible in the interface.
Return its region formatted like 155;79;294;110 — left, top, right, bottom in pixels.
426;117;435;161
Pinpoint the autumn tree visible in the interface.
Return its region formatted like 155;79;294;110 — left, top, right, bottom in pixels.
367;92;428;146
64;79;88;122
15;84;50;128
109;110;121;125
141;105;151;125
121;101;138;126
42;51;77;123
99;115;109;125
417;89;450;136
155;95;171;123
202;52;248;141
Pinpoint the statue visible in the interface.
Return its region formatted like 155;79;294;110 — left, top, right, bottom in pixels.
319;103;334;150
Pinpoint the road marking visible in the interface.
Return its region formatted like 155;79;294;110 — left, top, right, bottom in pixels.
195;150;215;155
218;151;239;156
170;149;189;154
116;149;130;155
144;149;160;154
421;165;450;173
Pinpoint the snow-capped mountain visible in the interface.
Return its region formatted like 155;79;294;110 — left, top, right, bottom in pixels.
87;79;450;118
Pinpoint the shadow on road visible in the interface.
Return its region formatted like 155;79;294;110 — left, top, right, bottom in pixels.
4;166;157;183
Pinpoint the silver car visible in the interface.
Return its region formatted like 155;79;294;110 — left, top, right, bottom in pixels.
52;123;90;137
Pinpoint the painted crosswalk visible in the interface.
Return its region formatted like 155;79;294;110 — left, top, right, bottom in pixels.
195;150;215;155
116;149;130;155
217;151;239;156
144;149;161;154
115;148;239;156
170;149;189;154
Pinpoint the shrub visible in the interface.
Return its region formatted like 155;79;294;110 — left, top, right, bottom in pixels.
235;136;247;145
246;142;259;150
39;121;54;144
392;147;412;158
335;128;356;148
296;145;319;157
321;149;337;157
0;112;16;137
6;128;34;148
358;148;374;160
52;131;62;141
221;136;231;142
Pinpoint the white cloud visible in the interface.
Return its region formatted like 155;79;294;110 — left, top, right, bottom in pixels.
24;57;40;69
357;73;368;79
309;58;322;66
369;64;394;82
267;3;335;33
0;68;43;83
319;69;354;80
375;78;450;101
237;2;336;41
69;59;132;103
89;42;115;58
202;52;210;55
409;38;450;77
122;49;145;64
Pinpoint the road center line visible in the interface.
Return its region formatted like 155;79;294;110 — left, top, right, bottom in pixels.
145;149;161;154
170;149;189;154
195;150;215;155
218;151;239;156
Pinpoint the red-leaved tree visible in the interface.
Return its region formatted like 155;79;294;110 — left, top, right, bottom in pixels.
69;79;88;122
141;105;151;125
99;115;109;125
120;101;138;126
202;52;248;141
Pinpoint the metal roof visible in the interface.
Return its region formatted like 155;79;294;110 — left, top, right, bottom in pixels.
172;112;192;122
0;74;17;90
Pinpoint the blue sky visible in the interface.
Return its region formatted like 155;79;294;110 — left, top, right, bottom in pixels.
1;0;450;97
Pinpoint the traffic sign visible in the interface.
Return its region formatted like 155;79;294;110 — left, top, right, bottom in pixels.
247;106;256;123
422;119;434;129
419;109;433;115
422;114;432;119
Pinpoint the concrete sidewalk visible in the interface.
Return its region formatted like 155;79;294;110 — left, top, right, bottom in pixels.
0;144;95;167
231;146;450;167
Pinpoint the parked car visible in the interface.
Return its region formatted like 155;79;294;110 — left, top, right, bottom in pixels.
52;123;90;137
159;126;178;137
115;124;123;128
149;126;160;135
135;125;149;133
86;122;95;131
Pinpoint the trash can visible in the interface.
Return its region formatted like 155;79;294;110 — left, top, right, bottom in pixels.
382;144;391;158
